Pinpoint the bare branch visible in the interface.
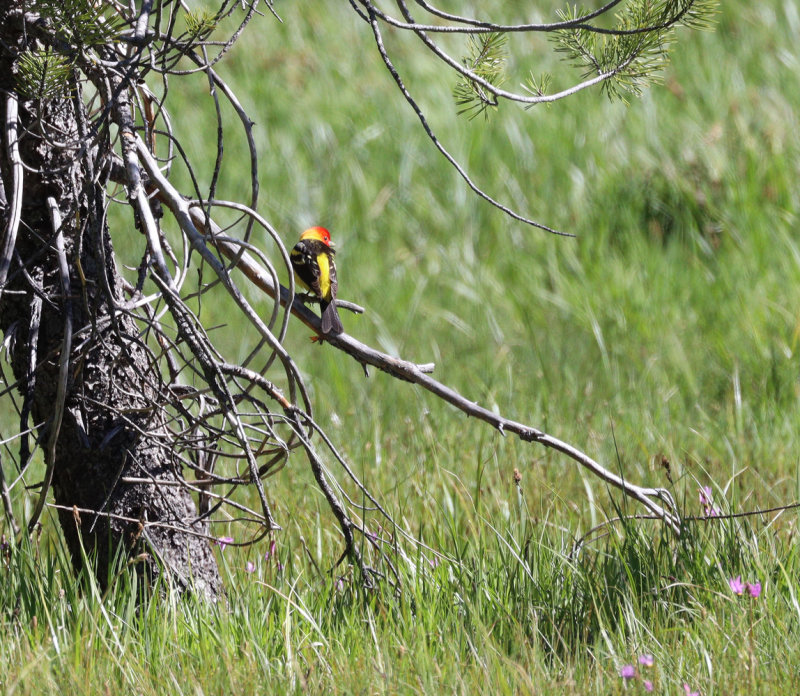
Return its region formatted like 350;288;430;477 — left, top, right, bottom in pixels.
27;198;72;533
0;94;23;294
0;451;19;535
360;3;573;236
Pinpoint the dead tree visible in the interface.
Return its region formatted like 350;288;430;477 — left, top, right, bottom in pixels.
0;1;713;596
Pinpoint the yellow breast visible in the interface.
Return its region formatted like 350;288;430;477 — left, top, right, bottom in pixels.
317;252;331;300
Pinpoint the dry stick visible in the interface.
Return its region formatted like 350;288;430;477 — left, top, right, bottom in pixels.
110;74;175;287
133;0;154;44
573;500;800;555
134;140;307;531
28;198;72;533
115;82;279;533
0;93;23;294
181;52;260;251
201;204;292;341
300;410;456;570
120;475;266;521
399;0;626;32
46;503;225;544
285;413;372;584
150;273;280;532
113;94;280;531
19;280;42;473
0;452;20;535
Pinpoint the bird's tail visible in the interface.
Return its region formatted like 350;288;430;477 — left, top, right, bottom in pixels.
320;300;343;335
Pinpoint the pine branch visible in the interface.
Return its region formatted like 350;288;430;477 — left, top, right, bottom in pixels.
16;49;72;101
453;32;507;120
553;0;717;103
36;0;124;47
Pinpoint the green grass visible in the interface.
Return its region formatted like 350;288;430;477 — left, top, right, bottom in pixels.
3;0;800;693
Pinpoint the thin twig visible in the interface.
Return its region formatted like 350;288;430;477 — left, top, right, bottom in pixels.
361;4;572;236
28;198;72;533
0;93;23;294
0;451;20;535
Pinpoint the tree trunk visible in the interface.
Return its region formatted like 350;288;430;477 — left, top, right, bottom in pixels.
0;4;222;598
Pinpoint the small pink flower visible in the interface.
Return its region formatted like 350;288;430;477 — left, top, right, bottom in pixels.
684;684;700;696
699;486;721;516
729;576;745;595
643;680;654;692
620;664;636;680
638;654;654;667
746;581;762;598
245;561;255;573
265;539;276;560
217;536;234;551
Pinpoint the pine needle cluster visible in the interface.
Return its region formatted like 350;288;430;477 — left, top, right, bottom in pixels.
37;0;123;48
453;33;508;120
15;0;124;101
554;0;718;103
16;49;72;101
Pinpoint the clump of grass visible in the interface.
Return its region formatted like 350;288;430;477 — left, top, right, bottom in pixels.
2;489;797;693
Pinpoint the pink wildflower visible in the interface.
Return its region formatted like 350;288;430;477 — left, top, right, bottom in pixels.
620;664;636;680
245;561;255;573
684;684;700;696
699;486;721;516
729;576;745;595
643;680;654;692
746;581;762;598
638;654;654;667
217;536;234;551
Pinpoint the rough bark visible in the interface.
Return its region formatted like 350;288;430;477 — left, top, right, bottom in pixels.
0;3;222;598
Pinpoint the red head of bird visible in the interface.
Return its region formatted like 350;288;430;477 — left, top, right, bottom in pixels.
300;226;334;247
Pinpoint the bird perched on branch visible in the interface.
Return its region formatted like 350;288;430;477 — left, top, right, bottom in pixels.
290;226;343;336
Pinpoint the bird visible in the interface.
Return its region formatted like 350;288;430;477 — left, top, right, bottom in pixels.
290;226;343;336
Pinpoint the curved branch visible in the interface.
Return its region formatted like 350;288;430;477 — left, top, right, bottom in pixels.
386;0;624;107
0;93;23;294
361;0;695;37
27;198;72;533
407;0;627;32
325;329;681;533
361;4;573;236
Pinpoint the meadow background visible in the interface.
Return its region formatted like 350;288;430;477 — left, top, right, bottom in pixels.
2;0;800;693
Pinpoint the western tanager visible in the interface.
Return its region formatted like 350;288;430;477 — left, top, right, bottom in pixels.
290;226;343;335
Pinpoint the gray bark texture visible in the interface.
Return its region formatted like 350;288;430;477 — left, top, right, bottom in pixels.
0;2;222;598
